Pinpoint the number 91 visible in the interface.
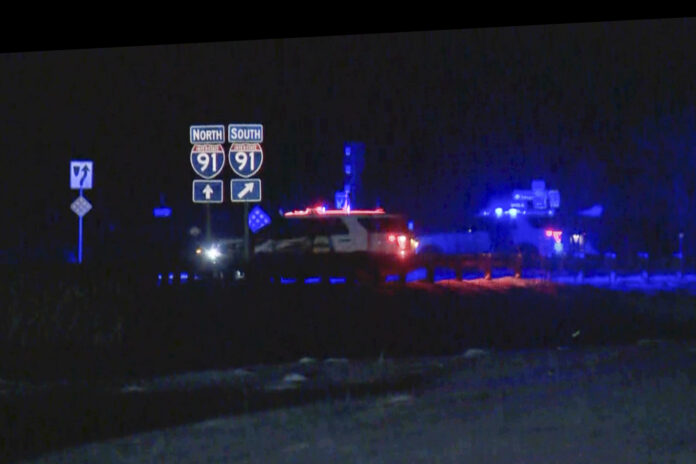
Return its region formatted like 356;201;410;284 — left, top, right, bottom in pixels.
196;152;218;173
235;151;256;171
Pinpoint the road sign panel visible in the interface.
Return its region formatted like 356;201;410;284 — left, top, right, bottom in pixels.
248;205;271;233
70;160;93;190
228;124;263;143
229;143;263;178
191;144;225;179
231;179;261;202
190;125;225;144
335;190;347;209
70;195;92;217
192;180;224;203
548;190;561;208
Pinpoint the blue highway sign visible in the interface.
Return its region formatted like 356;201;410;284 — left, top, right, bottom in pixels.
228;124;263;143
192;180;224;203
190;125;225;144
70;160;93;190
191;144;225;179
231;178;261;202
229;143;263;178
335;190;347;209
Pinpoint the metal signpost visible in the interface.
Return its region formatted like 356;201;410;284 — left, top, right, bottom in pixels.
70;160;93;264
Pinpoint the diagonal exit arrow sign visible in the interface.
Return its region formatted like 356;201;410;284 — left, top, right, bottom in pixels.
237;182;255;199
230;178;261;202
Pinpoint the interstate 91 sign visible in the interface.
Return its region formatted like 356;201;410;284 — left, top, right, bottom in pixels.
191;144;225;179
229;143;263;178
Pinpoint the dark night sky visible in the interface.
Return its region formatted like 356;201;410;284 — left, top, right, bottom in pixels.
2;20;696;256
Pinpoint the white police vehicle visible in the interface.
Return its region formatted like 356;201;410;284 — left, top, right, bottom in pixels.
191;206;418;281
254;206;418;257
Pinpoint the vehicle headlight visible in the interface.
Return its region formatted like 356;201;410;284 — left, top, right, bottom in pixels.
204;246;222;261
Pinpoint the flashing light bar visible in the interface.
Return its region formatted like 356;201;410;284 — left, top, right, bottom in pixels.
545;229;563;243
284;207;386;217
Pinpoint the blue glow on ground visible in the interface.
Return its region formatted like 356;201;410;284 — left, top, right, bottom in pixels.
304;277;321;284
180;272;189;281
406;268;427;282
461;272;485;280
385;274;400;282
491;269;514;278
433;269;457;281
329;277;346;284
280;277;296;284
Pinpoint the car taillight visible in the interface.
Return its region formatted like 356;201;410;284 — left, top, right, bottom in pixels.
388;234;396;243
397;235;407;249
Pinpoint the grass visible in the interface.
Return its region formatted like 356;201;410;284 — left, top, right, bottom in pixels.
1;263;696;383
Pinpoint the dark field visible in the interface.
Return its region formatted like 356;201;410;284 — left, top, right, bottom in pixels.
2;264;696;462
2;263;696;382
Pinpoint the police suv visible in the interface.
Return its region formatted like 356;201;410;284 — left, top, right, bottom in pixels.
254;206;418;257
249;206;418;282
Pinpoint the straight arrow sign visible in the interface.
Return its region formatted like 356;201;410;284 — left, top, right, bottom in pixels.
192;180;223;203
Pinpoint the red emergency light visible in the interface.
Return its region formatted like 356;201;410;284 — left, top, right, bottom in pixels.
284;207;386;217
544;229;563;243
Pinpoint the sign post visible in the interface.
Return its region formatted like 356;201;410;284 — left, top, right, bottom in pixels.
70;160;94;264
244;203;250;262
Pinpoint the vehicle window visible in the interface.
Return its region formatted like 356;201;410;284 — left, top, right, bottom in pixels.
526;216;561;229
271;218;349;238
358;217;408;232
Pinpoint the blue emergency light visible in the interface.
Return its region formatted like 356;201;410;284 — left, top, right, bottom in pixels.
153;207;172;218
